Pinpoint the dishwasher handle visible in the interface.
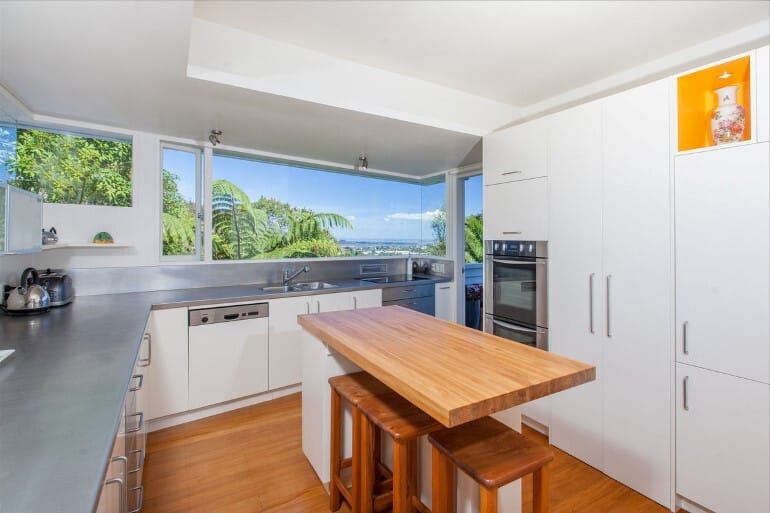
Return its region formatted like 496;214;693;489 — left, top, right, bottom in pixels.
189;303;269;326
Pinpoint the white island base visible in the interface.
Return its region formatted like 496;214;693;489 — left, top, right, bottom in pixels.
301;329;523;513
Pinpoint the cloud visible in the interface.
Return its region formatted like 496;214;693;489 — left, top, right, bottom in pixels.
346;215;356;221
384;209;442;222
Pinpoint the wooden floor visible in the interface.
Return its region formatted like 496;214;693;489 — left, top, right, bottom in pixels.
143;393;677;513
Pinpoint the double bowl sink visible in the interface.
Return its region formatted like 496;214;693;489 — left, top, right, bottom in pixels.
260;281;339;293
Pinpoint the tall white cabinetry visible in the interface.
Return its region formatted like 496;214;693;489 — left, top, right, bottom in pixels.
757;45;769;143
674;142;770;513
549;80;672;507
145;308;189;420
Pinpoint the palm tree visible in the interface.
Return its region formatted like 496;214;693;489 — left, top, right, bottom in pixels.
211;180;269;259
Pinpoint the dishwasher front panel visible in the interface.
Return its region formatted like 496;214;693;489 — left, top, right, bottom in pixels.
188;316;269;409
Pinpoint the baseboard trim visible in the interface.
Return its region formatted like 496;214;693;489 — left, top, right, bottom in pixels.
522;414;549;436
676;495;716;513
147;384;302;432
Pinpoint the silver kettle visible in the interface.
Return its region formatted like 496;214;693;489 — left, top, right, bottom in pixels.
4;268;50;312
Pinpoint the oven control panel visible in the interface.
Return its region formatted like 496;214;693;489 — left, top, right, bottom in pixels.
489;240;546;258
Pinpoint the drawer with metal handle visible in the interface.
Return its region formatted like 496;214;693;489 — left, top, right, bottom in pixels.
382;283;434;302
383;296;435;316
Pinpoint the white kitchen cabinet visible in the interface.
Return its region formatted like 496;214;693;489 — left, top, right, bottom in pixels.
757;46;769;143
145;308;189;420
434;282;455;322
549;80;672;507
600;79;672;505
676;363;770;513
270;289;382;391
483;117;548;186
189;315;269;409
483;178;548;241
548;99;605;470
268;296;311;390
675;142;769;384
0;184;43;254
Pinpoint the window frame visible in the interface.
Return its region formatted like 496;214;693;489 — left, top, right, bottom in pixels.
159;142;204;262
1;122;134;207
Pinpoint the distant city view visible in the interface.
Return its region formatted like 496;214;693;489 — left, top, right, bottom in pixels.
338;239;434;256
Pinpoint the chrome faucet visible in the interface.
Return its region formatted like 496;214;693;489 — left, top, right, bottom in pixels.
282;265;310;285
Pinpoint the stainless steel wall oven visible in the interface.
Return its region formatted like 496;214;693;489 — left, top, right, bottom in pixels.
484;240;548;350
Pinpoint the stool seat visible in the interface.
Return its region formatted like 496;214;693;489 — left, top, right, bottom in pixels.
358;390;443;439
429;416;553;488
329;371;392;404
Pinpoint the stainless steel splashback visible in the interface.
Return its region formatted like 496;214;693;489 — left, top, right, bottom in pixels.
69;257;453;296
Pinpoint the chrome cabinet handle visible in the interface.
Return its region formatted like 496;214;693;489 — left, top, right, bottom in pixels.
138;333;151;367
305;302;310;314
589;273;595;334
682;321;689;355
501;171;522;176
128;448;144;474
502;231;522;235
129;374;143;392
316;300;321;313
125;412;144;434
353;296;358;309
606;275;612;338
104;478;126;513
439;286;450;290
683;376;689;411
128;485;144;513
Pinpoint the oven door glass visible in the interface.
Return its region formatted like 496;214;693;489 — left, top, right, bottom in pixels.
491;258;538;326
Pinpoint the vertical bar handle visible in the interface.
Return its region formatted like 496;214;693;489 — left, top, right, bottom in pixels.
683;376;689;411
138;333;151;367
353;296;358;310
682;321;689;355
589;273;595;334
305;302;310;314
316;300;321;313
606;274;612;338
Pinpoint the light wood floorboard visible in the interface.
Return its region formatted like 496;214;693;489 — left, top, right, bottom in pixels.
143;392;680;513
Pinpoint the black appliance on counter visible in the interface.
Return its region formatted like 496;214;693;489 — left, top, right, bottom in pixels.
483;240;548;350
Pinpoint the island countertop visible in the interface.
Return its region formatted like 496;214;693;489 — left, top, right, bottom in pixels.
298;305;596;427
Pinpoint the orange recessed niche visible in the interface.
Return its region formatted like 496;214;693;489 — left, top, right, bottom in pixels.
677;55;752;152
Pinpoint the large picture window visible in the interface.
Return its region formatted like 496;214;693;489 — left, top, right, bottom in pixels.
0;124;132;206
211;153;446;260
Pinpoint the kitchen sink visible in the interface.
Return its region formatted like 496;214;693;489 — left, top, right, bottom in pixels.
260;282;338;293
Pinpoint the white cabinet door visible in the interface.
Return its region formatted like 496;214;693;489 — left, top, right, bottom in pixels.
675;143;769;383
188;317;269;409
434;282;455;322
601;79;672;506
547;101;605;470
314;291;353;313
146;308;189;420
483;117;548;186
676;363;770;513
757;46;769;143
351;288;382;309
483;178;548;241
268;296;311;390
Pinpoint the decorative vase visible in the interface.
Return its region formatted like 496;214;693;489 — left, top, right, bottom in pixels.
710;85;745;145
465;299;480;330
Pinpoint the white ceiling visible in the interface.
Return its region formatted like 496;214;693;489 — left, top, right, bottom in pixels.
0;1;768;177
194;0;770;106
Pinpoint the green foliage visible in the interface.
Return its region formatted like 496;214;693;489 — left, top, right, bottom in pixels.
427;208;447;256
211;180;352;260
5;128;132;206
161;169;196;256
464;213;483;263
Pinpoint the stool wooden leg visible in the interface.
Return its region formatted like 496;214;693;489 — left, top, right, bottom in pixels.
532;462;550;513
330;388;342;512
392;439;417;513
479;486;498;513
359;414;377;513
431;446;455;513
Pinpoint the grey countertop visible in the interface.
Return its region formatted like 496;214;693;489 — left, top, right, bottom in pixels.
0;275;447;513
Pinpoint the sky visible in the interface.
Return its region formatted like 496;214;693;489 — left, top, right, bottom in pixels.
164;150;483;243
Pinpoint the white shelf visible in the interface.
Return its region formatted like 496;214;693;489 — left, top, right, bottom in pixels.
41;242;131;251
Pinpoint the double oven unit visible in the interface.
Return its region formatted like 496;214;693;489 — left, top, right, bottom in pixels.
483;240;548;351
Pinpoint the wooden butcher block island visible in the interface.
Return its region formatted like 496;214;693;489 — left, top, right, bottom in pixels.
298;305;595;428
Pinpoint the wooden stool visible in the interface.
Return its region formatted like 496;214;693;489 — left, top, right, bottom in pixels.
428;416;554;513
329;372;393;513
357;390;443;513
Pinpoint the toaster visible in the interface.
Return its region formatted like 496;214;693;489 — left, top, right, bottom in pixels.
37;269;75;307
